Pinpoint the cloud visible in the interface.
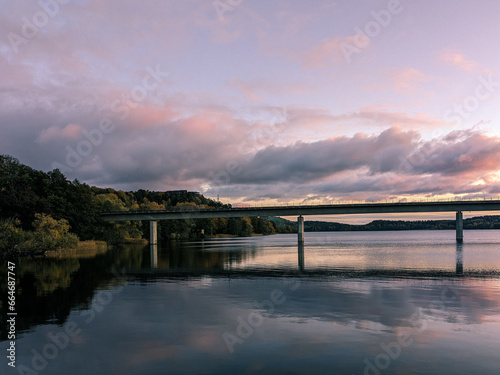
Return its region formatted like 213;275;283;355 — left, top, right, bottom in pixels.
438;51;488;73
391;68;433;93
232;127;420;184
411;130;500;176
36;123;83;143
206;127;500;202
302;35;362;68
229;79;310;102
2;0;500;204
331;108;443;128
4;82;500;201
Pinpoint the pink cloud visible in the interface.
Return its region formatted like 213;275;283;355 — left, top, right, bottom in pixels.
230;79;311;101
391;68;433;93
303;35;364;68
283;106;444;132
438;51;488;73
230;79;262;101
37;123;83;144
125;105;178;129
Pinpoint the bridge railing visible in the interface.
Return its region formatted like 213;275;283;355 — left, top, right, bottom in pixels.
233;196;500;208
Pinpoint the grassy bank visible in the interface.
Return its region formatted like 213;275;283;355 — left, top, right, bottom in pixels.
45;241;108;259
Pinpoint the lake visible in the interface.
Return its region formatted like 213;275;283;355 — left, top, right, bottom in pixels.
2;230;500;374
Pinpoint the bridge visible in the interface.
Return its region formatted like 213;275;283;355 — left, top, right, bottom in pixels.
101;199;500;244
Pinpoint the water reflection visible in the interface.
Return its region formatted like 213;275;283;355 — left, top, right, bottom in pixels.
456;242;464;275
2;231;500;375
7;274;500;374
141;231;500;277
144;239;260;270
298;243;304;272
150;243;158;269
2;231;500;342
0;244;143;340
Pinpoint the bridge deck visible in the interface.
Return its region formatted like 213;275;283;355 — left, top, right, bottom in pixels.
101;199;500;222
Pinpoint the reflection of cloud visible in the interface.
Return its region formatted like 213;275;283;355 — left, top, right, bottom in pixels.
14;275;500;374
127;341;179;366
186;329;229;354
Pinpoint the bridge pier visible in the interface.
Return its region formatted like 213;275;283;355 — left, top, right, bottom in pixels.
150;220;158;245
298;215;304;244
456;211;463;242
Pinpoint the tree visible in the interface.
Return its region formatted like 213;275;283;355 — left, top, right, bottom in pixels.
227;218;242;235
18;213;79;252
240;217;253;237
33;213;71;241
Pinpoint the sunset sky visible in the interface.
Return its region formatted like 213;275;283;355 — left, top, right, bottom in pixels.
2;0;500;216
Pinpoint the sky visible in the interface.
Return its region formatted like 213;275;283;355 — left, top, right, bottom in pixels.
2;0;500;218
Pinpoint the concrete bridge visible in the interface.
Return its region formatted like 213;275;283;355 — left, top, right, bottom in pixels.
101;199;500;244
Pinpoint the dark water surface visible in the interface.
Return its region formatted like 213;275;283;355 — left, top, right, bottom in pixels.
2;230;500;374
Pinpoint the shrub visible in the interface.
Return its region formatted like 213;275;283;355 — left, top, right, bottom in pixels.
15;214;79;254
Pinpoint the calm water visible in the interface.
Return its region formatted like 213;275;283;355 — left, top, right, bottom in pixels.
2;230;500;374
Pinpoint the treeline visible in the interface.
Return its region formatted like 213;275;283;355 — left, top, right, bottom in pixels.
274;217;500;231
0;155;284;254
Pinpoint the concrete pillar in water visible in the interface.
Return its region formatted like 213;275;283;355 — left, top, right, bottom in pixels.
456;211;463;242
298;215;304;244
150;220;158;245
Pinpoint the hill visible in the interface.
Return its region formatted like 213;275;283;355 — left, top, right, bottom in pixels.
266;216;500;231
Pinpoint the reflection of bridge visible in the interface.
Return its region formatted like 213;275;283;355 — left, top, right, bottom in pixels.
145;241;466;275
101;199;500;244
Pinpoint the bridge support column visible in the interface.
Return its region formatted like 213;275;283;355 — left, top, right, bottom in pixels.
456;211;463;242
298;215;304;244
150;220;158;245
